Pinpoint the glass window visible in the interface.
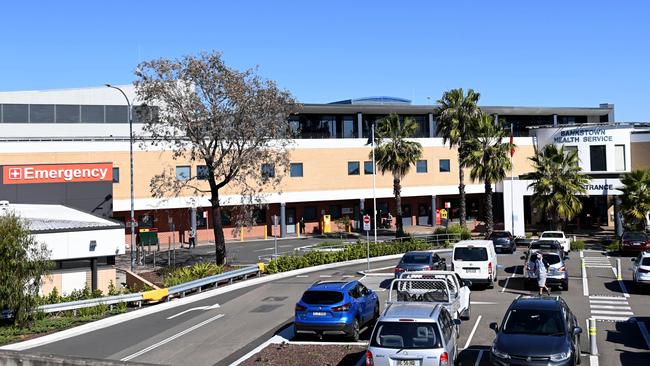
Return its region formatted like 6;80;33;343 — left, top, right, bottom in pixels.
337;115;357;138
30;104;54;123
303;206;317;221
262;163;275;178
416;160;428;173
196;165;209;180
81;105;105;123
439;159;450;172
2;104;28;123
55;105;80;123
453;247;488;261
106;105;128;123
329;205;342;219
364;161;374;175
301;291;343;305
370;321;441;349
348;161;360;175
175;166;191;180
400;253;431;264
133;105;159;123
253;208;267;224
590;145;607;171
290;163;303;177
112;167;119;183
501;309;565;335
615;145;625;171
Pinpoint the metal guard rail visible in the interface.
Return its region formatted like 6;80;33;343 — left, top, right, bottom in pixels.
26;265;260;315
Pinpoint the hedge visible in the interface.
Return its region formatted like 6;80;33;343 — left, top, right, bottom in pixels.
433;224;472;240
266;238;436;274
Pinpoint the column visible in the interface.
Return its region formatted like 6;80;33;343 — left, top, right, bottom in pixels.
280;202;286;238
431;195;436;226
428;113;435;137
359;198;365;232
614;196;623;237
553;114;558;126
357;112;363;138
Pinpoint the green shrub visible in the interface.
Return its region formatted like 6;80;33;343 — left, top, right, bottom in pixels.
571;240;585;251
434;224;471;240
111;302;128;315
163;263;225;287
606;240;620;252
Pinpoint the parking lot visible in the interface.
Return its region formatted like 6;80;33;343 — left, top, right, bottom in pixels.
280;246;650;365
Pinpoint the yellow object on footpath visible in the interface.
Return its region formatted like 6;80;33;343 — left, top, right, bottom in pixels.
264;225;268;240
297;223;301;238
257;262;266;273
143;288;169;301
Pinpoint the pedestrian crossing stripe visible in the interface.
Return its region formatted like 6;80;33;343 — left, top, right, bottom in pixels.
589;295;627;300
590;305;632;310
591;315;631;322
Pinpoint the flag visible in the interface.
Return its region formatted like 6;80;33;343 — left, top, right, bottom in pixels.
509;124;515;157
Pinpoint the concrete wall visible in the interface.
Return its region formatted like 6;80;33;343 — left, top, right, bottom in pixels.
40;267;116;296
0;349;155;366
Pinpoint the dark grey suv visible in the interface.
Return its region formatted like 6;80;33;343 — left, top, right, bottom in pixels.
488;231;515;253
489;296;582;365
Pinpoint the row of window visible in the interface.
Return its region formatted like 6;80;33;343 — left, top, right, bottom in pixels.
566;144;625;172
0;104;158;124
347;159;450;175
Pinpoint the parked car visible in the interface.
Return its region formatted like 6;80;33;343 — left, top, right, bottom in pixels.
489;295;582;366
539;231;571;254
391;270;472;320
620;232;650;254
294;280;380;341
631;251;650;288
395;251;446;278
488;230;516;254
527;240;565;259
514;236;533;247
452;240;498;288
366;302;460;366
522;250;570;290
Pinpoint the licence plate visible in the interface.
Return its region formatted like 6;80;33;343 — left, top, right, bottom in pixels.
312;312;326;316
397;360;417;366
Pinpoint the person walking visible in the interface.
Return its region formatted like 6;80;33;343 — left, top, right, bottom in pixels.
188;229;196;249
299;216;306;236
535;253;550;295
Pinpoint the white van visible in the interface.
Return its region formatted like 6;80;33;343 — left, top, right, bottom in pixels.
451;240;497;288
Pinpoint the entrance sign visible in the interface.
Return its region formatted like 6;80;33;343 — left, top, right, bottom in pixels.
363;214;371;231
3;163;113;185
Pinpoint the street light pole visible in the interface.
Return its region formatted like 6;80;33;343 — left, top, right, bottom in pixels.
372;124;377;245
105;84;136;272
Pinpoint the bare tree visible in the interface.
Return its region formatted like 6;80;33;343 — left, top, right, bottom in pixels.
134;51;299;265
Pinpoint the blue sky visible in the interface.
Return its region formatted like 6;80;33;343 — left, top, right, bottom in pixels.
1;1;649;120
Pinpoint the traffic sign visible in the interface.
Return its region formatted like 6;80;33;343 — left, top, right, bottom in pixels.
444;202;451;209
363;214;371;231
440;209;448;219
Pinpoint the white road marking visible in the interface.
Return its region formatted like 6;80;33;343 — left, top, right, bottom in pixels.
296;275;309;278
589;300;629;304
637;321;650;350
288;341;369;346
590;305;632;310
342;275;355;278
121;313;224;361
474;349;484;366
501;265;519;293
580;251;584;258
590;355;599;366
589;295;627;300
590;310;634;315
471;302;498;305
319;275;332;278
582;257;589;297
253;248;275;252
166;303;220;319
462;315;482;350
591;315;631;322
610;267;631;298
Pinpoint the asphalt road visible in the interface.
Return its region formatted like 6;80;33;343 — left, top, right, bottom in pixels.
21;246;650;365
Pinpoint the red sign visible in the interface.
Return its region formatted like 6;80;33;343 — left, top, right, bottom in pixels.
444;202;451;209
2;163;113;185
435;210;441;225
363;215;371;224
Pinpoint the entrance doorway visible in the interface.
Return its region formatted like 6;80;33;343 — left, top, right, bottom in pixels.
286;207;296;234
402;204;412;226
418;203;429;225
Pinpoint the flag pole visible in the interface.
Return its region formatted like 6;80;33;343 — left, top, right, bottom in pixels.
510;123;515;235
372;124;378;245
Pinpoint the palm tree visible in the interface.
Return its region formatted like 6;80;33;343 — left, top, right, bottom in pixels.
527;145;589;230
372;113;423;237
462;113;513;236
435;88;482;228
619;169;650;230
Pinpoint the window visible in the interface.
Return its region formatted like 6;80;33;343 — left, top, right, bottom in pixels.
30;104;54;123
175;166;191;180
439;159;450;172
196;165;209;180
261;163;275;178
615;145;625;171
303;206;317;221
329;205;342;219
56;105;80;123
590;145;607;171
112;167;120;183
364;161;374;175
2;104;28;123
348;161;360;175
416;160;428;173
105;105;128;123
81;105;105;123
290;163;303;177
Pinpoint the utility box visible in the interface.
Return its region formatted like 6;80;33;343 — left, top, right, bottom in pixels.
322;215;331;233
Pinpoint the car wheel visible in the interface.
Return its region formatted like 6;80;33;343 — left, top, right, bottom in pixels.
461;303;471;321
349;318;360;342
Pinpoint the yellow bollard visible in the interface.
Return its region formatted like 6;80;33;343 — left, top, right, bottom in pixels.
240;227;244;241
264;225;268;240
297;223;301;238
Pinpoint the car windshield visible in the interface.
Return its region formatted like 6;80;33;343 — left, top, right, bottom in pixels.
530;242;560;251
371;322;441;349
502;308;565;336
454;247;488;261
490;232;511;238
542;233;563;238
401;254;430;264
301;291;343;305
624;232;648;240
529;253;561;265
641;257;650;266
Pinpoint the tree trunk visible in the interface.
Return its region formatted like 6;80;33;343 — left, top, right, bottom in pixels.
394;176;404;238
485;181;493;236
210;190;226;265
458;146;467;228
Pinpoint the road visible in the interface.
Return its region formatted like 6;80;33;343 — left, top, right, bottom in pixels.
14;246;650;365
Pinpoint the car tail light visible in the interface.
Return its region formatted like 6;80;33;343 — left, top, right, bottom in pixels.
623;240;631;245
366;351;374;366
395;267;405;273
439;351;449;366
332;303;351;312
425;265;433;270
488;262;493;275
295;304;306;312
557;266;566;272
639;268;650;273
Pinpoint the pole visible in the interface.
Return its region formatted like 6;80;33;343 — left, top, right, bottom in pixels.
273;215;278;258
616;258;622;281
106;84;136;272
372;124;378;245
510;123;515;235
366;230;370;271
589;317;598;355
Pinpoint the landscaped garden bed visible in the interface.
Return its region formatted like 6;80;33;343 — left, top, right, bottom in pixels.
238;343;365;366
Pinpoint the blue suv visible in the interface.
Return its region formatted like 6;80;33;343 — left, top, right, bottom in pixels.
294;280;380;341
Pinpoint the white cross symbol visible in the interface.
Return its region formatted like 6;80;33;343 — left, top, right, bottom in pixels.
8;168;22;179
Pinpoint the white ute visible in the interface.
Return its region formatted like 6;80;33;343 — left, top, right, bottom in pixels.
539;231;571;253
389;270;472;320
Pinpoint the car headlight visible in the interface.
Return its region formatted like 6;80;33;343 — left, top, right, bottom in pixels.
491;344;510;359
549;350;571;362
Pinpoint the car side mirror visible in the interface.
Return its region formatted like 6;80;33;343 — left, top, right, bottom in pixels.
489;322;499;332
573;327;582;335
520;256;526;260
463;280;473;287
453;319;462;325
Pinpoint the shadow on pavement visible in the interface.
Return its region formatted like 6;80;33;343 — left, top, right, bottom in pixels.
604;317;650;365
457;346;490;366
